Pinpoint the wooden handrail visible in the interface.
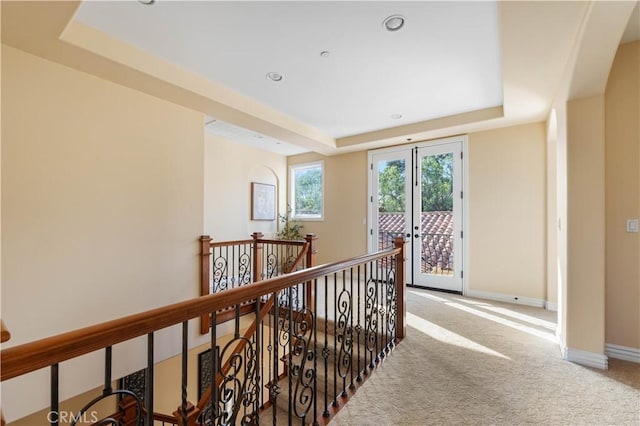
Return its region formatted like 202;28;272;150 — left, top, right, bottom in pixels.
0;247;401;382
1;320;10;343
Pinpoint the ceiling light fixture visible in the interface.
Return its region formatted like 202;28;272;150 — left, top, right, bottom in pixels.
138;0;155;5
320;51;330;58
391;114;403;119
266;72;283;82
383;15;405;32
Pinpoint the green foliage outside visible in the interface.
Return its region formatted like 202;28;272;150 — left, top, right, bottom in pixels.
277;205;304;240
378;160;406;212
421;154;453;212
294;167;322;215
378;154;453;213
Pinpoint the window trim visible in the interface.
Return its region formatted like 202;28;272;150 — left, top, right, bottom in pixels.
289;160;325;221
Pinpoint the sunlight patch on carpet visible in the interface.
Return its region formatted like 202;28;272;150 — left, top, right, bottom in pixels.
407;312;511;360
410;291;558;342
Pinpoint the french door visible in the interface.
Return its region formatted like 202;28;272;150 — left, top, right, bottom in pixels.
369;138;464;293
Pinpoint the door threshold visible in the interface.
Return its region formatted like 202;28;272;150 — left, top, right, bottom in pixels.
407;284;462;295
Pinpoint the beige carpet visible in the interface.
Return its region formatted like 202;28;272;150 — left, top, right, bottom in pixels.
332;288;640;426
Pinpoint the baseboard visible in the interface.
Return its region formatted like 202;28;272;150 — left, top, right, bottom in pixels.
465;289;545;308
605;343;640;363
545;301;558;311
563;346;608;370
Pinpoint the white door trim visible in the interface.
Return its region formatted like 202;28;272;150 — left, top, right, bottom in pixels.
368;135;468;294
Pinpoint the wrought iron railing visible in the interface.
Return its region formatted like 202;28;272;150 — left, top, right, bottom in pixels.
422;233;454;275
1;238;406;426
379;230;453;275
199;233;317;334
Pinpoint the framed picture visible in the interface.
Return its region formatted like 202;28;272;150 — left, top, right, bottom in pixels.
251;182;276;221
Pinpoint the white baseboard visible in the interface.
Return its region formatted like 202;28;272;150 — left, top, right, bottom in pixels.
563;346;608;369
465;289;545;308
545;301;558;311
605;343;640;363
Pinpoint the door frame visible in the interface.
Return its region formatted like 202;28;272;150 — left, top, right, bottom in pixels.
367;135;469;295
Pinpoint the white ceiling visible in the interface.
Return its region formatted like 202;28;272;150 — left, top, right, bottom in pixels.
71;1;639;156
74;1;502;151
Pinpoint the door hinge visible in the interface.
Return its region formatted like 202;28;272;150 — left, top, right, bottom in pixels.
460;191;463;199
461;152;463;160
460;230;463;238
370;163;373;170
461;270;464;278
370;195;373;203
370;229;373;236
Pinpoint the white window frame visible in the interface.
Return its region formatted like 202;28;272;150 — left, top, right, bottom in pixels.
289;160;324;221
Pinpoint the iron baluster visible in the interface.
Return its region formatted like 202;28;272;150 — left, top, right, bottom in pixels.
322;276;329;418
50;363;59;426
181;321;188;426
288;286;293;426
313;278;319;424
356;265;362;383
349;268;355;391
272;291;280;425
332;272;338;408
146;333;154;426
211;310;218;425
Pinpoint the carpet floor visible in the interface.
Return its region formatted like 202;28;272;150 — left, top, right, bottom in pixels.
331;288;640;426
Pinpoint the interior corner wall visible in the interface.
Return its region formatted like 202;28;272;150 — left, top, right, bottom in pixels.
604;40;640;350
546;112;558;310
467;122;547;302
566;94;606;355
287;151;368;265
203;134;287;241
1;45;204;422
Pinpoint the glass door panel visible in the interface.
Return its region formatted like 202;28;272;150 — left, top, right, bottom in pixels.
370;150;412;274
413;143;462;291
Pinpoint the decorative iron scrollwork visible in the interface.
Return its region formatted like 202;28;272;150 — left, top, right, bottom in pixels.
290;308;315;420
215;336;258;426
212;256;229;293
365;276;378;356
336;288;353;380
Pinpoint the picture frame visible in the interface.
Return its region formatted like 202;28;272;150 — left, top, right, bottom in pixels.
251;182;276;221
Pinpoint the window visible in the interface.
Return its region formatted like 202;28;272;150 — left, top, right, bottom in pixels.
289;161;324;220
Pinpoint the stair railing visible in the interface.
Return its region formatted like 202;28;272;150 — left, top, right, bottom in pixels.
199;233;318;334
1;237;405;426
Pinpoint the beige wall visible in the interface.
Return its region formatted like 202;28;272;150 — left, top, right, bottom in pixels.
1;45;204;421
204;134;287;241
566;94;606;354
605;41;639;350
287;151;368;265
468;123;547;301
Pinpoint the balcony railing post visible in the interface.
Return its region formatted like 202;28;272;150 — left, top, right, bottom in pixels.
252;232;264;283
304;233;318;308
200;235;213;334
393;236;407;340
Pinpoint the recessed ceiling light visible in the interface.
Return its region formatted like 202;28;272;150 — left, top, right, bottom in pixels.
383;15;405;32
406;138;413;142
138;0;155;4
266;72;283;82
391;114;403;119
320;51;330;58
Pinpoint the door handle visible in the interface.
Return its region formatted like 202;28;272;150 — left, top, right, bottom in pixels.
414;234;420;238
